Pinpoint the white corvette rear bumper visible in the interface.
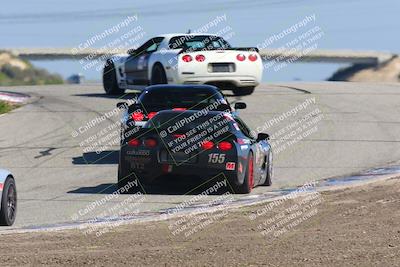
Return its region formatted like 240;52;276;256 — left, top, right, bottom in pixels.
171;54;263;89
179;74;260;87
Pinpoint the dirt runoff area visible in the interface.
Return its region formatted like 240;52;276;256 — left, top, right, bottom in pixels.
1;178;399;267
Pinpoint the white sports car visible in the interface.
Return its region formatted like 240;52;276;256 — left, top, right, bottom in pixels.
0;169;16;226
103;33;263;96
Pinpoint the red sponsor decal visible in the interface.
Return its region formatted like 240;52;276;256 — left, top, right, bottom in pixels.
0;183;3;191
226;162;236;170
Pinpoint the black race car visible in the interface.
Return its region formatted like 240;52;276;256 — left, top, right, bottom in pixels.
118;110;272;194
117;84;246;127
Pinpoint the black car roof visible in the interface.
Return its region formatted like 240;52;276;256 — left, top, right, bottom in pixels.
153;109;233;118
143;84;221;94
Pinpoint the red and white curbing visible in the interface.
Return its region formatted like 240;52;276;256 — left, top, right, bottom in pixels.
0;91;30;104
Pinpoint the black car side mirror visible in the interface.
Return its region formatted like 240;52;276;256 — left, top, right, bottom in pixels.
234;102;247;110
116;102;127;109
257;133;270;142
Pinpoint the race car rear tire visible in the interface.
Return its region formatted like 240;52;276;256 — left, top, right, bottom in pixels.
0;176;17;226
261;150;273;186
118;164;140;194
231;152;254;194
232;86;255;96
151;64;167;85
103;60;125;95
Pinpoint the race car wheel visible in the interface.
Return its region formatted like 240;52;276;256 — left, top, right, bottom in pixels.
103;60;125;95
261;149;273;186
232;86;255;96
151;64;167;85
118;164;140;194
0;176;17;226
232;152;254;194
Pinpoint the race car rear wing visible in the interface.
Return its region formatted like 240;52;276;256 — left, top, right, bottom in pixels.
128;103;232;114
178;46;259;54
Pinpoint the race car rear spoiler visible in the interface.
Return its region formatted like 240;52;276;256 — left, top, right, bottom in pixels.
128;103;232;114
178;47;259;54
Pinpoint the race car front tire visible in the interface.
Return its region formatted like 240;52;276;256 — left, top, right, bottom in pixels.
232;86;255;96
0;176;17;226
103;60;125;95
151;64;167;85
231;152;254;194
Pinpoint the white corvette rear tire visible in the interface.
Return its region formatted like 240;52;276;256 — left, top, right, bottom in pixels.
232;86;255;96
103;60;125;95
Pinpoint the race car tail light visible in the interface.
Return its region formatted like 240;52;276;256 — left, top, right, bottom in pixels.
218;141;232;151
147;112;157;119
182;55;193;62
173;107;187;111
128;138;140;147
202;140;214;150
236;54;246;61
248;54;258;61
132;112;144;121
162;164;172;173
144;138;157;148
195;54;205;62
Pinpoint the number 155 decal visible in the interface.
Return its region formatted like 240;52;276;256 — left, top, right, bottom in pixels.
208;153;225;163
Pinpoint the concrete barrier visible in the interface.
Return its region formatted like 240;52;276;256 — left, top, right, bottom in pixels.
2;48;395;65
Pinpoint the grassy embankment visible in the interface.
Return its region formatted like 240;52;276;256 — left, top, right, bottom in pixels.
0;50;63;86
0;100;15;114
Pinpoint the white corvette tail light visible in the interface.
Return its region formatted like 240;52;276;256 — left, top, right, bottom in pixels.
195;54;206;62
249;54;258;61
236;54;246;61
182;55;192;62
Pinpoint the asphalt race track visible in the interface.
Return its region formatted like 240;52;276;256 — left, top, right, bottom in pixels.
1;82;400;229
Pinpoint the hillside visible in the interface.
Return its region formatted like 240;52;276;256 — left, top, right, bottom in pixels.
0;51;63;86
329;56;400;82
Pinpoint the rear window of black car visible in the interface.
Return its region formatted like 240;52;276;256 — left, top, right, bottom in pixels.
139;89;224;106
144;111;234;132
